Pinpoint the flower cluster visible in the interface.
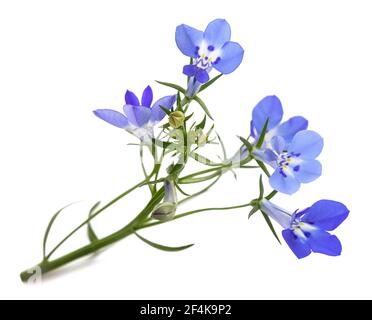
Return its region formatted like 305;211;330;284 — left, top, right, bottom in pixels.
20;18;350;283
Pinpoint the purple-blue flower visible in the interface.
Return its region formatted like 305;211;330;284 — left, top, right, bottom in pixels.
93;86;176;141
260;130;323;194
176;19;244;96
260;199;349;259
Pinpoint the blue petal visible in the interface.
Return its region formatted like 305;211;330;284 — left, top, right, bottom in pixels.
271;136;285;154
125;90;140;106
213;41;244;74
150;95;177;123
196;69;209;83
93;109;129;129
307;229;342;256
203;19;231;49
252;95;283;134
183;64;198;76
302;200;349;231
289;130;324;160
175;24;203;58
276;116;308;143
123;105;151;127
282;229;311;259
141;86;153;108
270;169;301;195
293;160;322;183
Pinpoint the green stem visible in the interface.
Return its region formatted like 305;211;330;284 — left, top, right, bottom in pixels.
21;188;165;282
45;178;148;260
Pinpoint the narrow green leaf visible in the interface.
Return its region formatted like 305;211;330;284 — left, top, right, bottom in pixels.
216;133;227;160
43;203;75;260
256;118;269;149
238;136;253;152
259;175;264;199
260;210;281;244
248;206;259;219
135;232;194;252
256;160;271;177
156;81;186;94
195;115;207;130
87;202;100;243
265;190;278;200
190;152;220;166
184;113;194;123
199;74;223;93
192;95;214;120
175;182;191;196
176;91;182;110
160;105;172;116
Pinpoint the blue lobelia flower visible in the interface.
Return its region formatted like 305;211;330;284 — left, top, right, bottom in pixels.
260;199;349;259
258;130;324;195
93;86;176;142
176;19;244;97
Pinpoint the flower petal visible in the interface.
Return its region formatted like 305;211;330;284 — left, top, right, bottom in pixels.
276;116;308;143
289;130;324;160
213;41;244;74
183;64;198;76
196;69;209;83
175;24;203;58
93;109;129;129
293;160;322;183
150;95;177;123
252;95;283;134
282;229;311;259
302;200;349;231
141;86;153;108
123;105;151;128
270;169;300;195
307;229;342;256
260;199;292;229
270;136;286;154
125;90;140;106
204;19;231;49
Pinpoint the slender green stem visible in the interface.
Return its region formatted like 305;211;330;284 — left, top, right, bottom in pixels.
138;201;253;231
45;178;148;260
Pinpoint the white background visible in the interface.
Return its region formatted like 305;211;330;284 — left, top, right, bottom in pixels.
1;0;371;299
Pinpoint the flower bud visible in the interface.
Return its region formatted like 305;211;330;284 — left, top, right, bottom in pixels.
151;179;178;221
151;202;177;221
169;111;185;129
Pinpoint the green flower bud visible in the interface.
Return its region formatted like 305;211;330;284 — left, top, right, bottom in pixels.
169;111;185;129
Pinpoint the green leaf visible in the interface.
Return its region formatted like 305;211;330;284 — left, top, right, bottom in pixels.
256;118;269;149
259;175;264;199
176;91;182;110
184;113;194;123
265;190;278;200
190;152;220;166
87;202;100;243
238;136;253;152
199;74;223;93
43;203;75;260
260;210;281;244
248;206;259;219
175;182;191;196
216;133;227;160
192;95;214;120
160;105;172;116
256;160;271;177
156;81;186;94
195;115;207;130
135;232;194;252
